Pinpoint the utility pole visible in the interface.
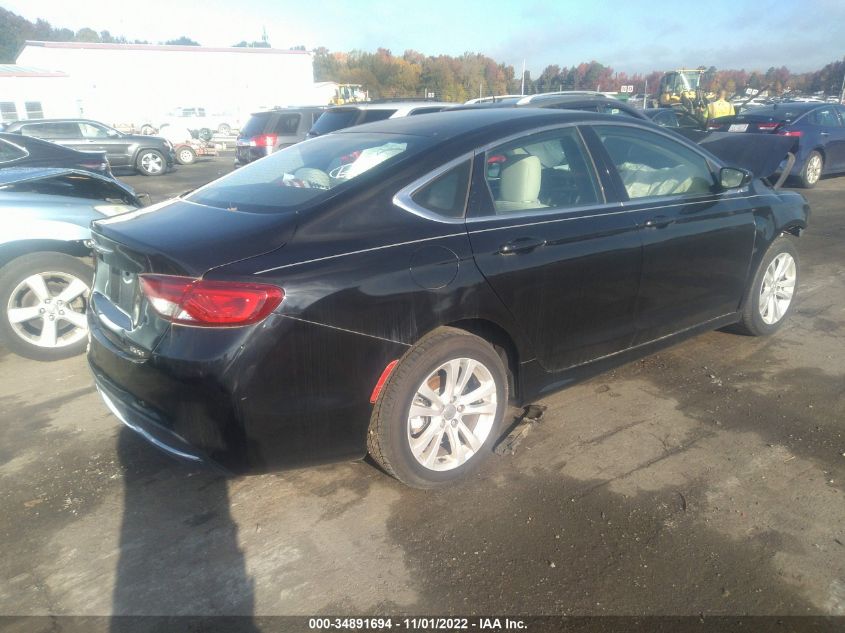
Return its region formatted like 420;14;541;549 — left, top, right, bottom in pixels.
521;60;526;96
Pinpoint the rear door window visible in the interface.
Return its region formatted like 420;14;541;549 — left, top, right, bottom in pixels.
20;122;81;139
594;125;715;199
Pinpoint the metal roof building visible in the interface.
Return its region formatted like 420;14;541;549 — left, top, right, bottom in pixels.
15;41;316;128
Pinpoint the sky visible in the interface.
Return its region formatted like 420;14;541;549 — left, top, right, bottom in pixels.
4;0;844;75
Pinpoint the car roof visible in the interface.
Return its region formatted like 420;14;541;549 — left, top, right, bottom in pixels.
334;107;631;140
5;118;104;127
322;102;454;117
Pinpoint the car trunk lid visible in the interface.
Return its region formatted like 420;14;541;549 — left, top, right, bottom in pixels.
90;198;296;354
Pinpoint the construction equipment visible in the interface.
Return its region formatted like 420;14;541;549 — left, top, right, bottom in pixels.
658;68;716;126
331;84;368;105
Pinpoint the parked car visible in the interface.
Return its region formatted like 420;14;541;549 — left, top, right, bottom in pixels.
4;119;175;177
158;125;219;165
708;103;845;187
235;107;326;166
306;101;453;138
87;109;808;488
0;168;142;361
0;132;112;175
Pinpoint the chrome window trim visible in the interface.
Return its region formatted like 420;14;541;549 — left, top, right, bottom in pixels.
392;152;475;224
467;193;767;233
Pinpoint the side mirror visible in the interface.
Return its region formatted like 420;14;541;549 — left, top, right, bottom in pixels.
720;166;752;189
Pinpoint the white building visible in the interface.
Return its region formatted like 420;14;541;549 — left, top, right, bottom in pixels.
15;41;317;129
0;65;78;124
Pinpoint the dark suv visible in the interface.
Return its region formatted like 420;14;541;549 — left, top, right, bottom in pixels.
235;107;325;166
4;119;175;176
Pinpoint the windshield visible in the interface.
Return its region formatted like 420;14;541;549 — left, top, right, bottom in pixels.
186;132;433;213
309;109;360;136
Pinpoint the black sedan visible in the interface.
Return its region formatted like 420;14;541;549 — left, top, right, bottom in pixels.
87;109;809;488
0;132;111;175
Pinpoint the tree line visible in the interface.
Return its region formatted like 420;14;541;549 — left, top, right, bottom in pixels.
1;7;842;101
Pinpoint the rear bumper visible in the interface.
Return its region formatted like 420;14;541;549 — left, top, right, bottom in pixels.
87;308;407;474
92;368;220;468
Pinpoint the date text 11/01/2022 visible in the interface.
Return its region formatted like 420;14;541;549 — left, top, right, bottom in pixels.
308;617;527;630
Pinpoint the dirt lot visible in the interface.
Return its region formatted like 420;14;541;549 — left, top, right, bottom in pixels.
1;153;843;618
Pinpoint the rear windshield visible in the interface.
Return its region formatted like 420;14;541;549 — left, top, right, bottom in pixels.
186;132;433;213
240;113;273;137
308;109;361;135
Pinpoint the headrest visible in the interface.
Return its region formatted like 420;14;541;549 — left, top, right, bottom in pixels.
499;155;542;203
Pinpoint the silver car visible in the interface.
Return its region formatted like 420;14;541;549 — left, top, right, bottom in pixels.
0;168;141;360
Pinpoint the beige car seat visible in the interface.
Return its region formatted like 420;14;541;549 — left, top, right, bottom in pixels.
495;155;546;213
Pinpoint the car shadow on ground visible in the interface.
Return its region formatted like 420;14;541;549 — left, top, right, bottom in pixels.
110;428;261;630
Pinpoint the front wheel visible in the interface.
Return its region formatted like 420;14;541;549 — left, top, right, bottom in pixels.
368;327;508;488
175;146;197;165
799;151;823;188
136;149;166;176
736;236;799;336
0;253;93;361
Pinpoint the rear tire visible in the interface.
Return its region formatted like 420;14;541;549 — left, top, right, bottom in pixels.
217;123;231;135
175;146;197;165
367;327;508;488
799;151;823;188
0;253;93;361
735;236;799;337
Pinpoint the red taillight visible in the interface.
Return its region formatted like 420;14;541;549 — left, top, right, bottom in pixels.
778;129;802;137
249;133;278;147
139;274;284;327
756;122;780;131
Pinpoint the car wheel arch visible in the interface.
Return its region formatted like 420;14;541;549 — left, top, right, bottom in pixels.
435;318;523;401
0;239;89;269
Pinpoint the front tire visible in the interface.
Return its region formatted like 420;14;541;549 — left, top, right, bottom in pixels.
136;149;166;176
736;236;799;336
368;327;508;488
0;253;93;361
799;151;823;188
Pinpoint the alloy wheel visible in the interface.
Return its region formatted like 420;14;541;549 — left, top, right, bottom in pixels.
6;272;90;348
805;155;822;185
140;152;164;174
407;358;497;471
759;253;796;325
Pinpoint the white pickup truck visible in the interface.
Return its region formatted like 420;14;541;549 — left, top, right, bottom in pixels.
156;107;240;136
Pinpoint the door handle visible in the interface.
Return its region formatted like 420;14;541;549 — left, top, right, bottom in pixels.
820;132;830;137
642;215;674;229
498;237;546;255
